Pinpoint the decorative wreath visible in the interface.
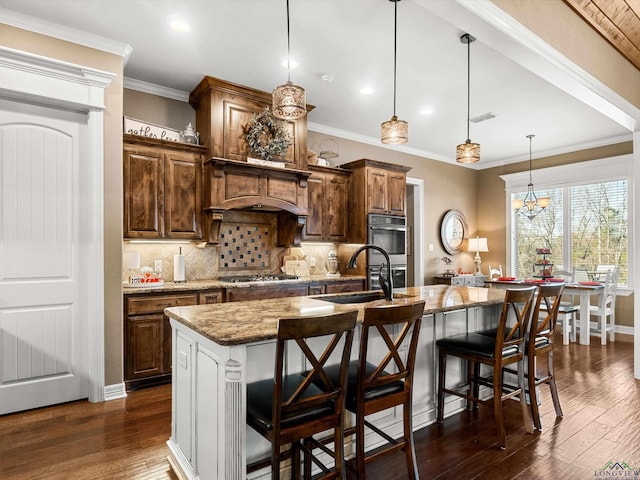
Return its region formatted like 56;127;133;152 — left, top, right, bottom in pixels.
245;108;292;161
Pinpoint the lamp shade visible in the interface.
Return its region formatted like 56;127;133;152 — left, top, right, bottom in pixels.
467;237;488;253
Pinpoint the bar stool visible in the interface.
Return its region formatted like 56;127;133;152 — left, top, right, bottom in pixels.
246;310;358;480
317;300;425;479
526;283;565;430
436;287;536;449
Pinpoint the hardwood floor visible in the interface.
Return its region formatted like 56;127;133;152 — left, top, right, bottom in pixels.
1;333;638;479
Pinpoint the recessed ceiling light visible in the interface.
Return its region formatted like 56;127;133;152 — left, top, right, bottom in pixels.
360;86;374;95
420;107;434;116
320;74;334;83
169;17;191;33
281;57;298;69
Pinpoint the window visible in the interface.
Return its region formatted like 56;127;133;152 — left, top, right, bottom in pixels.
503;156;632;288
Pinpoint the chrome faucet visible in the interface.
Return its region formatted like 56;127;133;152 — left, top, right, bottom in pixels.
347;244;393;301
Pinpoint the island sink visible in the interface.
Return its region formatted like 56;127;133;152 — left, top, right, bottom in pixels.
316;290;416;304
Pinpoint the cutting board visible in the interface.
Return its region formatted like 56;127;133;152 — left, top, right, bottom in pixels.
284;260;310;277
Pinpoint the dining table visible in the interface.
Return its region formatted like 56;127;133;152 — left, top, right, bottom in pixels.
484;278;605;345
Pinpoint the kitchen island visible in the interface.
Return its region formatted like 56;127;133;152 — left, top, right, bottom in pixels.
165;285;507;480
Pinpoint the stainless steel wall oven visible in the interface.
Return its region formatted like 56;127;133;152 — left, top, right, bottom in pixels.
366;214;407;289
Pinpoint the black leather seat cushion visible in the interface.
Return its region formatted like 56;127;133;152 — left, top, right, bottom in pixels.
246;374;333;432
436;332;519;359
477;328;549;350
321;361;404;411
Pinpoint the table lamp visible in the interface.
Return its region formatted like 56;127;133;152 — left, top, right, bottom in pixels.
467;236;488;276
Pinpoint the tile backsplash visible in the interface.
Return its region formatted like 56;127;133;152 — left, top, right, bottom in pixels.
122;211;347;282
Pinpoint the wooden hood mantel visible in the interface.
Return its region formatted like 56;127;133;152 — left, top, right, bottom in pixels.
202;157;310;246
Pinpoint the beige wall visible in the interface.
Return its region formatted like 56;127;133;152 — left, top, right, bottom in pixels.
308;132;480;281
123;89;195;132
0;24;125;385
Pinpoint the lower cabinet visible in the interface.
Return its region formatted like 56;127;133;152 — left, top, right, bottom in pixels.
124;289;223;390
434;275;486;287
226;284;308;302
309;279;365;295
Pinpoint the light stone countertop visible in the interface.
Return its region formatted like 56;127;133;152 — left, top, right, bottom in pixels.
165;285;507;346
122;274;366;295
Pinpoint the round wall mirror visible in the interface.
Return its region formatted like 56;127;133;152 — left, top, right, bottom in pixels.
440;210;468;255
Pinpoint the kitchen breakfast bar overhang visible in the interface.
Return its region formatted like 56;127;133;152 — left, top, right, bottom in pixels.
164;285;507;480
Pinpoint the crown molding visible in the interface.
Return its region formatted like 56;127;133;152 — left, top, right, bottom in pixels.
123;77;189;102
0;6;132;62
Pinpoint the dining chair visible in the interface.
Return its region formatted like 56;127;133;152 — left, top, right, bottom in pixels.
549;269;579;344
245;310;358;480
588;268;618;345
487;264;503;280
525;283;565;430
573;267;591;282
436;287;536;449
316;300;425;479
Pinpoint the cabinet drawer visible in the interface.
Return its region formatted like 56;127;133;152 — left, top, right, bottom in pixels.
226;284;308;302
127;294;199;315
199;290;224;304
325;280;365;294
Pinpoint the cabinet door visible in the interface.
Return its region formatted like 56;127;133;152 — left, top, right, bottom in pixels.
387;171;406;216
366;167;388;214
165;151;202;239
305;174;325;240
126;314;164;379
326;174;349;241
123;146;164;238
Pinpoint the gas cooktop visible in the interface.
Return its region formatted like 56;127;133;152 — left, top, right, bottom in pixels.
217;274;299;283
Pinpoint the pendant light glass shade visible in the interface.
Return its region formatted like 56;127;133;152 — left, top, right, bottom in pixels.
381;115;408;144
456;140;480;164
272;80;306;119
381;0;407;145
513;134;550;221
456;33;479;163
272;0;306;120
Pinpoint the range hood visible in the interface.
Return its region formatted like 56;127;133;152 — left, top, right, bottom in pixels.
203;157;310;246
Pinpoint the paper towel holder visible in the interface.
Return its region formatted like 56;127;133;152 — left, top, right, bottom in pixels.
174;247;187;283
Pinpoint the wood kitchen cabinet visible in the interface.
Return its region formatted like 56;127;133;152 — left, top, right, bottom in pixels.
189;75;313;170
308;279;365;295
305;166;350;242
341;158;411;243
123;134;205;240
124;292;199;390
226;283;308;302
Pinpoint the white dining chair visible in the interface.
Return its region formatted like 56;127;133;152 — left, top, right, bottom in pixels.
588;268;618;345
487;264;503;280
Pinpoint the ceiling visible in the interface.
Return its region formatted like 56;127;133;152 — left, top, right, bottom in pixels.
0;0;636;169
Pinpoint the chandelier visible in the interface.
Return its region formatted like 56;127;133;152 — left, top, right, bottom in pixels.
381;0;408;144
272;0;306;120
456;33;480;164
512;134;550;220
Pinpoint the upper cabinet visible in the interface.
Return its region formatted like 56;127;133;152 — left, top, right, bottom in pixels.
305;166;350;242
341;159;411;243
124;134;205;240
189;76;313;170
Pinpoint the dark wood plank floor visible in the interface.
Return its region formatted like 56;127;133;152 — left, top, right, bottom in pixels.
1;333;638;479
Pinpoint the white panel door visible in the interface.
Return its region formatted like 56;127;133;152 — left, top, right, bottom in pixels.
0;98;89;414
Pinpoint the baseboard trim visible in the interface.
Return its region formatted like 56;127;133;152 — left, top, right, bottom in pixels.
104;383;127;401
616;325;634;336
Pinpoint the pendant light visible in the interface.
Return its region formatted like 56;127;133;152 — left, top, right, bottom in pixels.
513;134;550;220
272;0;306;120
456;33;480;164
381;0;408;145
